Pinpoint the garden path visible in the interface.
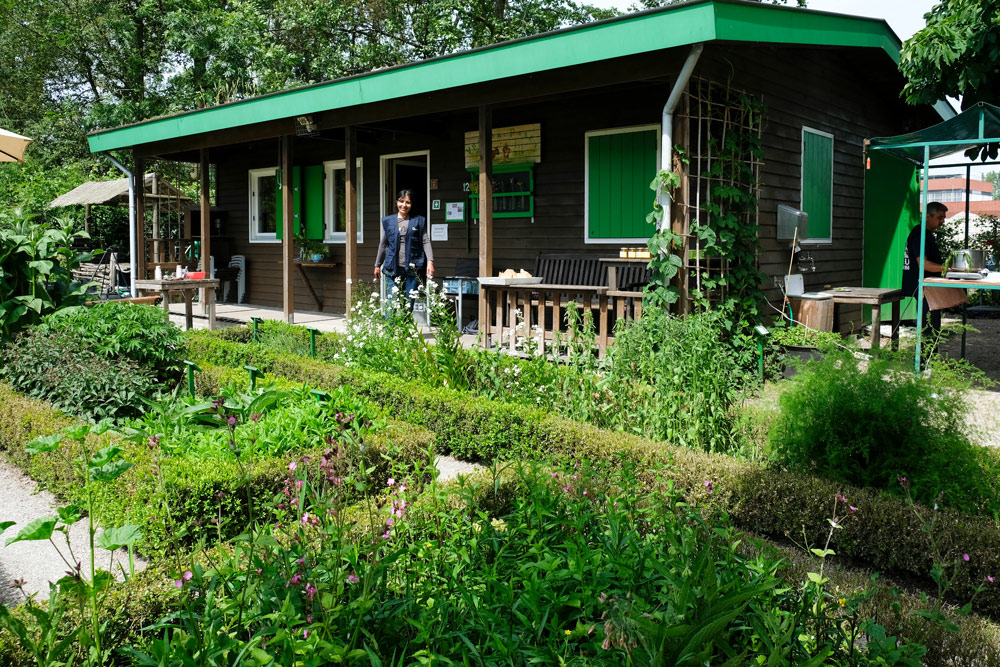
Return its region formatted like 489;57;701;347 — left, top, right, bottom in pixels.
0;455;479;605
0;459;147;604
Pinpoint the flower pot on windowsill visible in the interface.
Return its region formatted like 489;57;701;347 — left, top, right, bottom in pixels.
310;253;325;263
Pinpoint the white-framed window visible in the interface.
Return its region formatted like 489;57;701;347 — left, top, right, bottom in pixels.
324;158;364;243
800;127;834;244
584;124;661;244
248;167;280;243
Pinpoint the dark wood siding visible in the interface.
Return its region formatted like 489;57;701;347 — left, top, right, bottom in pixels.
207;43;938;331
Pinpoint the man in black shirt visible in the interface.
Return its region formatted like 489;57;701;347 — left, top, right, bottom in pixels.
902;201;948;333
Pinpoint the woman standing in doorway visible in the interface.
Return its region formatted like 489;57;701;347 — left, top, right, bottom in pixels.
374;189;435;304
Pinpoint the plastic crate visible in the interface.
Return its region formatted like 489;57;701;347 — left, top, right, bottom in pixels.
442;278;479;295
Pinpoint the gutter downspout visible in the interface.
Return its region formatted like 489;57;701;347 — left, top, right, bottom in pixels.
660;43;703;230
105;153;138;297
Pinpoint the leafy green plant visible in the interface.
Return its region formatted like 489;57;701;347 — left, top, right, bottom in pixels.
767;350;999;516
1;326;158;421
0;215;97;341
44;302;185;381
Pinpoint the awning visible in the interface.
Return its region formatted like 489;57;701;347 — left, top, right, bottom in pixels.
50;173;192;211
0;127;32;163
868;102;1000;164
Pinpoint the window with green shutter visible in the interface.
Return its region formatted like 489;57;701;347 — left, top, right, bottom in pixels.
585;125;659;243
801;127;834;243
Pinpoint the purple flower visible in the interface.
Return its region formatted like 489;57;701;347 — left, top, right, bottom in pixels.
897;475;910;489
704;480;714;495
174;579;183;588
849;505;858;514
183;570;193;582
988;576;995;584
387;478;396;487
289;461;297;472
305;583;317;601
228;416;237;426
346;572;360;584
303;629;309;639
963;553;971;562
835;493;847;504
250;413;262;422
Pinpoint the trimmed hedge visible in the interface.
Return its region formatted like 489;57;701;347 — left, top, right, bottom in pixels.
184;335;1000;620
0;383;436;553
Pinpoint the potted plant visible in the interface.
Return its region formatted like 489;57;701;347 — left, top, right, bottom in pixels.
294;233;328;263
771;323;843;378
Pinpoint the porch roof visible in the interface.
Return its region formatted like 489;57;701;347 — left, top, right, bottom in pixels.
87;0;952;154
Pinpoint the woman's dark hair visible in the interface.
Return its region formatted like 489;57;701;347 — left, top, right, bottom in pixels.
396;189;415;201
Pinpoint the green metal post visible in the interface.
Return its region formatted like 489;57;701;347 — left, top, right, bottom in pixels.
309;389;330;402
183;360;202;399
754;325;769;383
251;317;262;343
308;328;318;358
244;365;259;391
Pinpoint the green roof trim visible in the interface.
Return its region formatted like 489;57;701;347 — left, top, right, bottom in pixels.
87;0;916;153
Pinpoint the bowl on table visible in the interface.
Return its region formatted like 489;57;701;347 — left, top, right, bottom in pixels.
186;271;206;280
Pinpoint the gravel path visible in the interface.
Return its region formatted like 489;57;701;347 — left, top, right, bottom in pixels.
0;460;146;604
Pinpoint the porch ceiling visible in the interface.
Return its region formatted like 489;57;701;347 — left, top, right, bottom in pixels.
87;0;941;155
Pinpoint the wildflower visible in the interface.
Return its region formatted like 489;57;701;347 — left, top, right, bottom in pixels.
174;578;184;588
228;416;237;426
835;493;847;504
704;480;714;495
183;571;192;581
303;629;309;639
849;505;858;514
250;413;262;422
491;518;508;533
346;572;360;584
551;472;559;478
838;598;846;608
289;461;297;472
963;553;971;562
305;583;317;601
564;630;572;636
387;478;396;487
9;578;25;589
897;475;910;489
988;576;995;583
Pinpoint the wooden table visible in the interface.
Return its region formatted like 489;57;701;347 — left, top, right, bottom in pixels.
599;258;648;321
480;283;610;356
135;278;219;330
280;260;337;310
815;287;903;351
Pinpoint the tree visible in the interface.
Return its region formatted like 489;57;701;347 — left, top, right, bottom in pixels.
984;171;1000;198
900;0;1000;109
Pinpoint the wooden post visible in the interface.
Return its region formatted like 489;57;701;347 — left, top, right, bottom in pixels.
152;172;161;265
281;135;295;323
345;126;358;317
199;149;212;314
672;94;690;315
84;203;91;235
134;155;146;280
477;105;493;331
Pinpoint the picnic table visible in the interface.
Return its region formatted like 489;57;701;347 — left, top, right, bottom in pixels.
135;277;219;330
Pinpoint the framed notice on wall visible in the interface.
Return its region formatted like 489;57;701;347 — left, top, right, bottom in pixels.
464;124;541;169
445;202;464;222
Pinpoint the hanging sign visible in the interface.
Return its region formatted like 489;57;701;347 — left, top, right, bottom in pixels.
464;124;541;169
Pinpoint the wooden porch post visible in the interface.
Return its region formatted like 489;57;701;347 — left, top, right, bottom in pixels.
134;154;146;280
281;135;295;323
672;94;690;314
199;149;212;313
477;105;493;329
345;126;358;316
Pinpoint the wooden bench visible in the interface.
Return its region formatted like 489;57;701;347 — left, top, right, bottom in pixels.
534;253;649;327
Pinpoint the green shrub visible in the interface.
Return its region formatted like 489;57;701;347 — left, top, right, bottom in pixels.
1;327;157;420
0;216;96;342
44;302;185;381
766;351;999;516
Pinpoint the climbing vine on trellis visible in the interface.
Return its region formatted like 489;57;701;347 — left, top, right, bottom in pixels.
645;77;767;327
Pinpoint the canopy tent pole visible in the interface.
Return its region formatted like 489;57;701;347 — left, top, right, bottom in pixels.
914;146;930;375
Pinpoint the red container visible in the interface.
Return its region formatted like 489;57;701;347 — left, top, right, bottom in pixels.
187;271;206;280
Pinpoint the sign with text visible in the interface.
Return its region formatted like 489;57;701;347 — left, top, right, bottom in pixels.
464;123;541;169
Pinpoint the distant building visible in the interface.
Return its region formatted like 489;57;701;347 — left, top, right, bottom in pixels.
924;174;1000;231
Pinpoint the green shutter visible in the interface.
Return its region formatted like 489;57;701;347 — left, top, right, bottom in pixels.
588;128;658;239
275;167;302;240
802;129;833;241
304;165;325;240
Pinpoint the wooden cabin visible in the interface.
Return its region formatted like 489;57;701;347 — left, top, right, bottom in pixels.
87;0;948;333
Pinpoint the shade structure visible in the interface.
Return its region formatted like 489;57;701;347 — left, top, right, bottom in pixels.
867;102;1000;164
0;127;31;163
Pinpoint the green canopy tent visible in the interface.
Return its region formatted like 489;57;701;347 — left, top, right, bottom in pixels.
866;102;1000;373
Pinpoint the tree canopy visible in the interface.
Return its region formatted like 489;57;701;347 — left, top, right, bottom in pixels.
900;0;1000;109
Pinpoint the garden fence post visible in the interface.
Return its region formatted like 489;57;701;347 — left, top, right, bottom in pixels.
251;317;263;343
754;325;769;383
183;360;202;398
244;365;259;391
308;328;318;358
